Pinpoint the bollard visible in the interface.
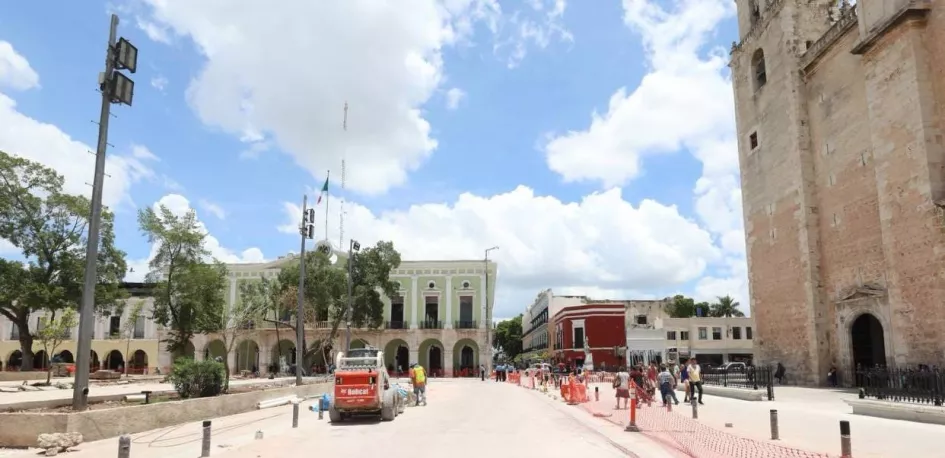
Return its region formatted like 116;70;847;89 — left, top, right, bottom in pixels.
770;409;779;440
595;386;599;401
118;435;131;458
318;404;324;420
254;430;264;440
691;396;698;419
840;420;852;458
625;398;639;432
292;402;300;428
201;420;211;457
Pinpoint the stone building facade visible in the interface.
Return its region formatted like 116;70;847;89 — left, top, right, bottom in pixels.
731;0;944;385
158;255;497;378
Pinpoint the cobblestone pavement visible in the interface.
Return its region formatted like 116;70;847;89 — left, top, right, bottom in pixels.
1;378;672;458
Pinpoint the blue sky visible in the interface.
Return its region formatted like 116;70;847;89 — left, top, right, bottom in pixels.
0;0;748;319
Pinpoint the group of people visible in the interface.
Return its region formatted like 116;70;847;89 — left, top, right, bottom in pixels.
612;358;706;409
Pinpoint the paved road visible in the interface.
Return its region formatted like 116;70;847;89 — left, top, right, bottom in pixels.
0;379;671;458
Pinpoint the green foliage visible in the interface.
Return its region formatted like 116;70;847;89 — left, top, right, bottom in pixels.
493;314;523;359
36;309;78;384
0;151;127;369
708;295;745;317
665;294;745;318
167;358;225;399
138;204;229;355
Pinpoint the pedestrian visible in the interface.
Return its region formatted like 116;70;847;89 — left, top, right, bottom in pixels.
680;362;690;402
658;364;679;406
775;362;786;385
827;365;838;387
687;358;704;405
480;363;485;381
411;363;427;406
614;366;631;410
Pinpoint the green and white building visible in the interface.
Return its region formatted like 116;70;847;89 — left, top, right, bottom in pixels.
157;254;497;377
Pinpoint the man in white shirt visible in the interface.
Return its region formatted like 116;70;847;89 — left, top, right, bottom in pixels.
687;358;704;405
614;367;631;410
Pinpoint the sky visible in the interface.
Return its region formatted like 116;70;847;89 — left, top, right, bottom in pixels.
0;0;748;320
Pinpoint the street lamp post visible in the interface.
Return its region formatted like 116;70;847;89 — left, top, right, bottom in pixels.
345;239;361;353
73;14;138;411
484;246;498;374
295;197;315;386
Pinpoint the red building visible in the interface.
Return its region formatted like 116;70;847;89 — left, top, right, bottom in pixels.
552;303;626;370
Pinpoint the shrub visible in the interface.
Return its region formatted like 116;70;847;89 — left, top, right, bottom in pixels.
167;358;226;399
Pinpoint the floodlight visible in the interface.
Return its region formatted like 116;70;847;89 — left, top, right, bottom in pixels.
110;72;134;106
305;208;315;223
115;37;138;73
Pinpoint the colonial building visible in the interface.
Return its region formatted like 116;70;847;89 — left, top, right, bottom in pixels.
663;317;755;366
165;255;497;378
521;290;614;356
1;256;497;378
551;303;626;370
731;0;945;384
0;283;160;373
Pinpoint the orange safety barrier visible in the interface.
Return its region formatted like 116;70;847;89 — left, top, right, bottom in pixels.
507;372;521;384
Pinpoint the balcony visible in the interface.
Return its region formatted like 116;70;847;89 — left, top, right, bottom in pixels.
419;320;443;330
454;320;477;329
385;321;408;330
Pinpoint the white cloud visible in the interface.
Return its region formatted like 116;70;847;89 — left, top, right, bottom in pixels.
135;17;171;44
0;95;157;210
135;0;570;195
541;0;747;307
500;0;574;68
132;144;160;161
279;185;722;317
127;194;265;281
0;41;39;91
150;75;168;92
445;88;466;110
199;199;226;220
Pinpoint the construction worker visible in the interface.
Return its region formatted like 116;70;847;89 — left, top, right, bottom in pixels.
411;363;427;406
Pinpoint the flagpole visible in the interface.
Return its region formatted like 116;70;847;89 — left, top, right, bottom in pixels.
324;170;330;242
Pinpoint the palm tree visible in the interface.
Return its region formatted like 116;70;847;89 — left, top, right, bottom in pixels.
709;295;745;317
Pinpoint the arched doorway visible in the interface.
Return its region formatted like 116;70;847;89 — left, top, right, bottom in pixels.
105;350;124;371
383;339;409;375
235;340;260;373
56;350;75;364
173;341;196;362
851;313;886;369
429;346;442;372
461;346;474;368
90;350;100;371
452;338;479;377
33;350;48;370
5;350;22;371
130;350;149;374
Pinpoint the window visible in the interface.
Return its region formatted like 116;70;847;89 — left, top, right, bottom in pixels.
681;331;690;340
749;132;759;150
746;327;753;340
462;280;470;289
732;326;742;340
698;327;708;340
427;280;436;289
424;295;439;323
573;327;585;349
712;327;723;340
390;295;405;328
458;296;474;328
109;316;121;337
751;49;767;89
134;316;145;339
635;315;648;325
667;331;677;340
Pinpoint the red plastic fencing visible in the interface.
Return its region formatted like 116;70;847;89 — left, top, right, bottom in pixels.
577;384;837;458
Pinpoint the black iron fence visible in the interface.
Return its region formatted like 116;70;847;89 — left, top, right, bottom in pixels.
420;320;443;329
454;320;477;329
385;321;408;330
855;367;944;406
701;365;775;400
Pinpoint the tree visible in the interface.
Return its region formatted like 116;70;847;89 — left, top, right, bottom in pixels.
213;287;267;392
709;295;745;317
239;277;287;371
0;151;127;370
493;314;523;360
138;205;228;356
122;299;146;379
35;309;78;384
277;240;401;367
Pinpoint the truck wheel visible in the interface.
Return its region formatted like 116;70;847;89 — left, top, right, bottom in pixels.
329;407;343;423
380;402;396;421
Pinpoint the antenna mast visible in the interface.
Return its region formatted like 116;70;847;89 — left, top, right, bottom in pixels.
339;102;348;249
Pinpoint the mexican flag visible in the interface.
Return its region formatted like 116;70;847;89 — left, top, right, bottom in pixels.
316;175;329;204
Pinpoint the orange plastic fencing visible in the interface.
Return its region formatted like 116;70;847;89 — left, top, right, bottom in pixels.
579;382;838;458
507;372;521;384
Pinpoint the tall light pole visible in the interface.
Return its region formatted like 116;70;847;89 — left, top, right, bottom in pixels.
345;239;360;353
73;14;138;411
484;246;498;373
296;197;315;386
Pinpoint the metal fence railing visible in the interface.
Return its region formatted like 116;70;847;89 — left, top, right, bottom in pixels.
702;365;775;400
855;367;944;406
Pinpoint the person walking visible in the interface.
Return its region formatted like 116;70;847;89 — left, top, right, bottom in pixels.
680;362;690;403
614;367;631;410
479;364;485;381
411;363;427;406
687;358;704;405
658;364;679;406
